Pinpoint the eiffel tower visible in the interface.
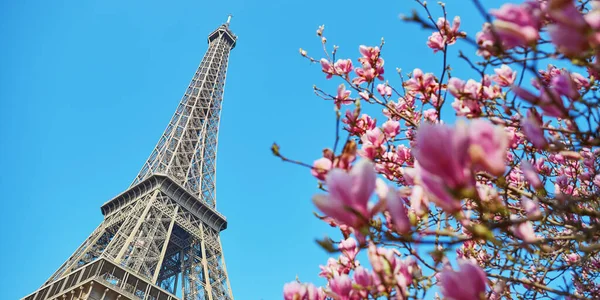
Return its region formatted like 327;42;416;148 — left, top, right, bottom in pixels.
23;17;237;300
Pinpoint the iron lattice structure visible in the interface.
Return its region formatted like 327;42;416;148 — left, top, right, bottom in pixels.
23;19;237;300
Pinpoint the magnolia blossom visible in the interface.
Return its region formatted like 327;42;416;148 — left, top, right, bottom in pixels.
521;161;543;189
547;0;592;55
414;123;472;189
328;274;353;299
382;119;400;138
353;266;373;298
367;244;417;293
353;45;384;85
512;219;538;243
476;23;495;58
338;237;359;261
468;119;508;176
334;59;353;75
409;183;429;216
283;282;325;300
312;159;377;228
359;128;386;159
512;86;567;118
320;59;335;79
423;108;438;123
521;196;542;219
490;1;542;48
521;113;548;149
376;84;392;97
440;260;488;300
334;84;353;108
343;111;376;136
378;182;410;234
427;16;465;52
492;65;517;87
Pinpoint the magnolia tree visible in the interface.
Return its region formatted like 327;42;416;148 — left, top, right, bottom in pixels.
274;0;600;299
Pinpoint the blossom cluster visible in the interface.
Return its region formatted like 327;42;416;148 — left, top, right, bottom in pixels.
281;0;600;299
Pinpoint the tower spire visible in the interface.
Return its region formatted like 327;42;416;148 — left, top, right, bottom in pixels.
131;20;237;208
226;14;232;25
22;21;236;300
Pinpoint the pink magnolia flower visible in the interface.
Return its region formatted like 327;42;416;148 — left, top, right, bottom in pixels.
467;119;508;176
410;184;429;216
427;32;445;53
451;98;482;117
440;260;487;300
521;196;542;219
404;68;437;96
512;86;567;118
328;274;352;300
338;237;359;261
420;174;463;213
551;70;580;100
306;285;325;300
382;184;410;234
521;161;543;189
548;0;588;30
414;120;507;212
423;108;438;123
354;45;385;84
414;123;472;189
367;244;416;293
438;16;463;41
319;257;342;279
376;83;392;97
353;66;377;85
382;120;400;138
565;253;579;265
549;25;589;56
448;78;487;107
546;0;591;55
334;84;353;108
521;113;548;149
512;219;538;243
571;72;590;89
359;128;387;160
358;91;369;100
284;282;306;300
320;59;335;79
334;59;353;76
447;77;467;99
427;16;465;52
284;282;324;300
476;23;495;58
359;45;380;61
492;65;517;87
311;157;333;181
343;111;376;136
353;266;373;295
490;1;542;48
594;174;600;187
312;159;377;228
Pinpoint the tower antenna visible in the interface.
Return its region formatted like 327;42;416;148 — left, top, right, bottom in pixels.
226;14;232;24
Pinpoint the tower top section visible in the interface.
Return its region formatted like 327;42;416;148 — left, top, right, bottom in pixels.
208;15;237;49
131;17;237;208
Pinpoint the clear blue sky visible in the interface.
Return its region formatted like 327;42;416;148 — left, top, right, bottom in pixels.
0;0;504;299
